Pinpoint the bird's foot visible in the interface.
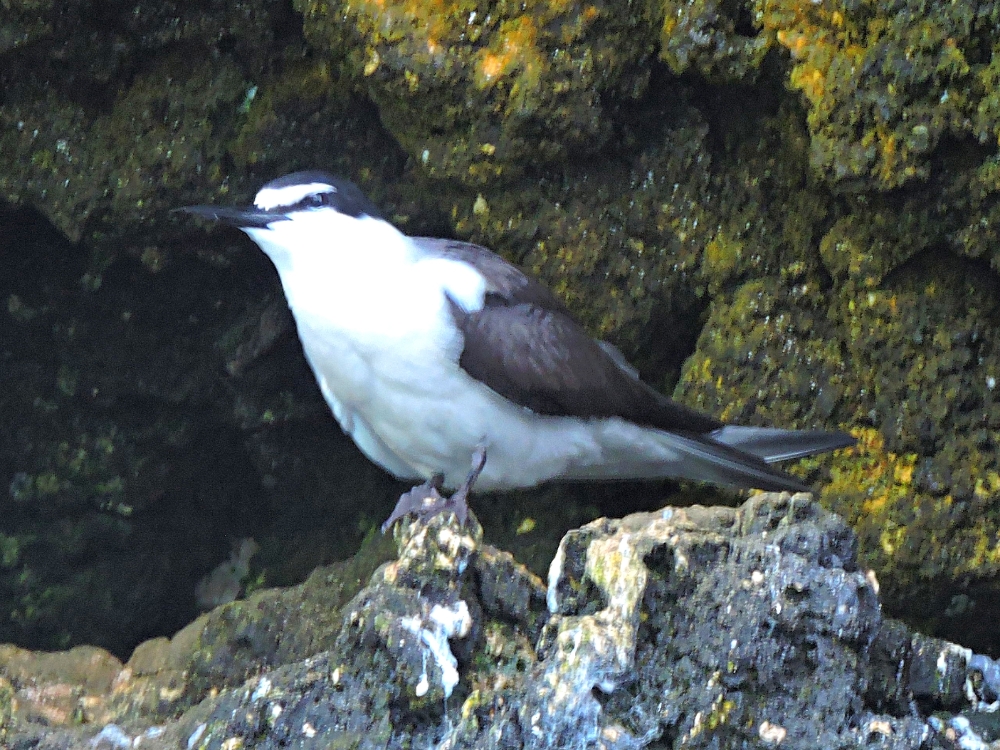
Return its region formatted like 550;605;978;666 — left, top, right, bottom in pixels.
381;475;444;533
381;446;487;533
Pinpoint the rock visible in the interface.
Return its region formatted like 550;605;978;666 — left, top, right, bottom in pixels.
2;492;988;748
535;494;916;749
6;0;1000;658
296;0;657;183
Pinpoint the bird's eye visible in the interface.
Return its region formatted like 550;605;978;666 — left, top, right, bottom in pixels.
305;194;326;208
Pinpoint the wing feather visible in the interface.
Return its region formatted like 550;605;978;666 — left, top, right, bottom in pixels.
414;237;853;488
417;238;721;431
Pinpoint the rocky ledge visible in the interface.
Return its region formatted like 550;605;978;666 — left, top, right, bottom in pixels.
1;493;997;749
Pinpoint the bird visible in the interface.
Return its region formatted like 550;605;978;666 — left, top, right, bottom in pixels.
178;171;855;528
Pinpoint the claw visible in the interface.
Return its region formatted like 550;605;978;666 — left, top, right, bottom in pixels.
381;445;487;532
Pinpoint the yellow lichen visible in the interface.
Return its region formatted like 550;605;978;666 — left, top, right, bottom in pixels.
474;17;541;89
703;233;743;279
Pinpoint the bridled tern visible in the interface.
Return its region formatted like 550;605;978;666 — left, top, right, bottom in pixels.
178;171;855;528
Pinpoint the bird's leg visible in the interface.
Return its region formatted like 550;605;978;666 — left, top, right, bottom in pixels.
381;445;487;532
441;443;487;526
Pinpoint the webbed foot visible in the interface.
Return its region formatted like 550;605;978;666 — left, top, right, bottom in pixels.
381;445;487;532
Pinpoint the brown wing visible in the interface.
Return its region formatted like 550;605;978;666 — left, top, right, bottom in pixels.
415;238;722;433
447;297;720;432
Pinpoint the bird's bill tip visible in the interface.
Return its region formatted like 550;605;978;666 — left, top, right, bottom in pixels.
173;204;288;229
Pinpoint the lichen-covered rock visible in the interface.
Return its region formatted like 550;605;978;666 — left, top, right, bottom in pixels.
181;530;395;705
1;0;286;61
0;533;394;742
759;0;1000;191
149;509;547;749
449;101;717;348
435;96;802;368
539;494;921;749
660;0;770;80
0;56;246;242
2;493;974;749
0;0;405;247
295;0;659;183
676;276;855;441
678;265;1000;650
0;0;55;53
0;0;290;243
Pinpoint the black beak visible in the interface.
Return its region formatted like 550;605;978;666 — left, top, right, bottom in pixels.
174;204;289;229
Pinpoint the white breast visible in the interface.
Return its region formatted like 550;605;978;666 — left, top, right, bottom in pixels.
242;213;647;491
244;215;496;481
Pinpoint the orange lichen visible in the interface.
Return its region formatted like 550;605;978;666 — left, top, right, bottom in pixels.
475;16;540;87
789;66;825;104
358;0;462;49
893;462;913;486
873;126;900;185
825;428;917;522
761;0;982;188
480;54;504;80
775;29;810;60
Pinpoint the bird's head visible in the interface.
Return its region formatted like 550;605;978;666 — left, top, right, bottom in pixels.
177;170;383;229
177;171;399;270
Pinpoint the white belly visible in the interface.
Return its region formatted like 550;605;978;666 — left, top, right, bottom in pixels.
293;305;599;490
252;228;697;492
296;310;702;491
264;249;545;488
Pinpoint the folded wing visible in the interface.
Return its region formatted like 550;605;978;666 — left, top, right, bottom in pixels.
417;238;854;490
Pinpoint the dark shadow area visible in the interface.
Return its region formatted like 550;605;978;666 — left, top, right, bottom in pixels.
0;200;401;659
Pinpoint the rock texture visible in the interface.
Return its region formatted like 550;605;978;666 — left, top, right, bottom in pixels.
4;0;1000;656
0;493;988;749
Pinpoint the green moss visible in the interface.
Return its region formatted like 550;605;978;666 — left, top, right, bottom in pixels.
0;537;20;570
230;59;346;168
823;270;1000;622
55;365;78;397
660;0;770;80
678;253;1000;641
0;0;54;52
10;429;131;512
676;277;853;428
0;54;248;242
760;0;1000;190
427;96;847;382
948;154;1000;273
0;675;15;743
434;105;719;360
295;0;658;182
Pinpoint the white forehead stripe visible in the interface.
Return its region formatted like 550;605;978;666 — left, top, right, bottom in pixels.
254;183;336;211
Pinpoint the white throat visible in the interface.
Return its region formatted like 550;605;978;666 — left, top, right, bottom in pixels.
244;210;413;287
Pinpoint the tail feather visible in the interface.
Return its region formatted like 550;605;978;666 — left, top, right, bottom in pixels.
564;423;852;492
709;426;855;464
665;432;815;492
